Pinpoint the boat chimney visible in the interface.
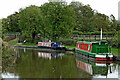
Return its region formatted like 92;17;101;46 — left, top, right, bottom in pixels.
101;28;102;40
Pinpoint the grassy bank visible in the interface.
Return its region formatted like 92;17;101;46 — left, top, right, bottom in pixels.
65;45;75;49
7;39;119;57
22;43;37;46
111;47;119;56
8;38;18;45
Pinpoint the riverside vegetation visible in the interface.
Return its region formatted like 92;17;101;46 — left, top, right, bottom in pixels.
1;0;120;57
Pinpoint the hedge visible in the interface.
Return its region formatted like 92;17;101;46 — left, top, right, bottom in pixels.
73;31;116;35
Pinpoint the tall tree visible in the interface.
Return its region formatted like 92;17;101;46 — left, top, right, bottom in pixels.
93;13;111;31
70;1;94;32
18;5;43;43
41;2;76;41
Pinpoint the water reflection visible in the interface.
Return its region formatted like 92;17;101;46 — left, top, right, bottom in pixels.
37;52;64;60
1;72;19;78
2;48;119;79
3;48;90;78
75;53;118;78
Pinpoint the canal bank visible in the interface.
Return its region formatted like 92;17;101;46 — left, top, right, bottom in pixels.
6;38;120;61
11;45;74;51
9;44;120;61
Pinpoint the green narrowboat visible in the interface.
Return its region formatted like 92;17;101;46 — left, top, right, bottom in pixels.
75;41;113;60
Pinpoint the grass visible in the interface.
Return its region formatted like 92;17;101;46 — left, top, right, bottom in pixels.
21;43;37;46
111;47;119;56
8;38;18;45
65;45;76;49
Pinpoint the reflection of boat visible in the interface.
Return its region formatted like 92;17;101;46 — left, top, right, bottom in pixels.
37;52;64;60
75;53;113;76
1;72;19;78
38;42;66;51
75;41;113;61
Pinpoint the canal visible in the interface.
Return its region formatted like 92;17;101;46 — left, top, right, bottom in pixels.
1;48;120;79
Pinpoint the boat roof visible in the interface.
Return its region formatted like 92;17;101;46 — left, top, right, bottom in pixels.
38;42;57;43
77;41;107;44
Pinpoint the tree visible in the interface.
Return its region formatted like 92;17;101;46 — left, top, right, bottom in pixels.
18;5;43;43
70;1;94;32
110;14;117;31
2;12;20;33
41;2;76;41
93;13;111;31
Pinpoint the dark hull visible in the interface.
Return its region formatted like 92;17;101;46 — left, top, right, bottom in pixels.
13;45;66;52
38;46;66;51
76;51;113;61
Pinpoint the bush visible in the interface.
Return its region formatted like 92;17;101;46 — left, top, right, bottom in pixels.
8;38;18;45
73;31;83;35
73;31;115;35
110;31;120;47
58;39;77;46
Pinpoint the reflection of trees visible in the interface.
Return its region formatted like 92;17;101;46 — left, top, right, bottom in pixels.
110;63;118;73
15;49;92;78
92;65;108;76
2;46;18;74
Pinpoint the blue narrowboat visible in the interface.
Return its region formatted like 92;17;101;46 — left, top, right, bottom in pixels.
38;42;66;51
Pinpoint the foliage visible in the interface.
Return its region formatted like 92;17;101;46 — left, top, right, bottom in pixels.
111;47;119;56
18;5;43;43
70;2;94;32
2;1;119;43
41;2;76;41
8;38;18;45
70;1;118;32
73;31;115;35
58;38;77;46
111;31;120;47
2;12;20;32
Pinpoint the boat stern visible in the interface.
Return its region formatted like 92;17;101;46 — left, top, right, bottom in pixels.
95;53;113;61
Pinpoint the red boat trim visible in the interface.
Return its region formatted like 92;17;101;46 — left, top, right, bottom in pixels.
96;57;107;60
96;61;113;63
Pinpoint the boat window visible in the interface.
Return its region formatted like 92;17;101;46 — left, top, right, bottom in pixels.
88;45;90;51
77;43;79;48
47;43;49;46
42;43;44;46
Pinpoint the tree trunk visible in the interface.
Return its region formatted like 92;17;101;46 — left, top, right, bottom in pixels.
32;32;36;43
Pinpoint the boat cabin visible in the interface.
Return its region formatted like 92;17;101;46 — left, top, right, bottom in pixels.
38;42;59;47
76;41;111;54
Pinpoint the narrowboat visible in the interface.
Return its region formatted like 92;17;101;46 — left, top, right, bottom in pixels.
38;42;66;51
75;41;113;61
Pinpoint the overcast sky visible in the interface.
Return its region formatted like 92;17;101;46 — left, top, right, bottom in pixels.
0;0;119;20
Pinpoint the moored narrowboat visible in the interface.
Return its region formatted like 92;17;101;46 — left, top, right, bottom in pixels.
38;42;66;51
75;41;113;61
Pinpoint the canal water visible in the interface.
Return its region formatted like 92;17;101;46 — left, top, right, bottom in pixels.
1;48;120;79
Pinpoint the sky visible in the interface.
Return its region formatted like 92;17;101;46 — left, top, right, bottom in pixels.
0;0;119;20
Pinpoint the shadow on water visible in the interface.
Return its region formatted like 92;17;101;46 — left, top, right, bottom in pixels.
1;48;119;79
